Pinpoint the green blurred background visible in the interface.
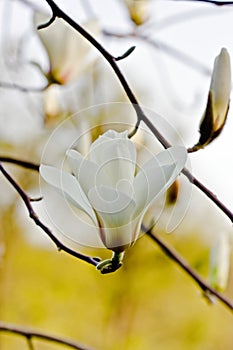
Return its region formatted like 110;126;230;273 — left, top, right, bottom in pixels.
1;200;233;350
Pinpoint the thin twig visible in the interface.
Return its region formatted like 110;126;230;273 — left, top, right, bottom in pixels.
146;7;220;33
26;337;35;350
0;322;95;350
15;0;44;12
0;157;40;171
0;163;99;267
80;0;95;18
37;13;56;30
103;30;211;76
182;167;233;222
42;0;233;226
142;225;233;312
115;46;136;61
173;0;233;6
0;81;48;93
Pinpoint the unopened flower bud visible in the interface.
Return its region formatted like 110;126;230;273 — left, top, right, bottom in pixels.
124;0;150;26
166;179;179;206
209;233;231;292
189;48;231;152
35;13;99;85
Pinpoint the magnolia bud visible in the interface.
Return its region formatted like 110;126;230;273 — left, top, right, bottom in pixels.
35;13;100;85
189;48;231;152
166;179;179;206
124;0;150;26
209;233;231;292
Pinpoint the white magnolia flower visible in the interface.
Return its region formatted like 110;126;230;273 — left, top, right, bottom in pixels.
40;130;187;272
190;48;231;151
35;13;99;84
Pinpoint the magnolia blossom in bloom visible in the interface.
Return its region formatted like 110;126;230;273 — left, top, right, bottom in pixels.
35;13;99;85
190;48;231;151
40;130;187;262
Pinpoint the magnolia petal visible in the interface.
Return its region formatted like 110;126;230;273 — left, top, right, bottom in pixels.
134;163;175;215
40;165;98;226
66;149;99;195
88;185;137;250
43;189;105;249
211;48;231;128
133;146;187;216
155;146;187;171
89;130;136;191
56;18;99;83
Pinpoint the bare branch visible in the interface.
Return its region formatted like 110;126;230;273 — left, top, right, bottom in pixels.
103;30;211;76
173;0;233;6
80;0;95;18
37;13;56;30
0;322;95;350
0;157;40;171
26;337;35;350
0;81;48;93
0;163;99;267
115;46;136;61
182;168;233;222
143;225;233;312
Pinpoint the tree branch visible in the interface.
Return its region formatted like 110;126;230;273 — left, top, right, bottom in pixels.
103;30;211;76
142;225;233;312
37;13;56;30
0;157;40;171
173;0;233;6
26;337;35;350
0;81;48;93
0;322;95;350
0;163;99;267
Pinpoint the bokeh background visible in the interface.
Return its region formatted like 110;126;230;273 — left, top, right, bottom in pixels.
1;0;233;349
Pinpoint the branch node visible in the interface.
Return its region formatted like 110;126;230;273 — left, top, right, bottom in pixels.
93;257;102;262
128;119;141;138
115;46;136;61
37;13;56;30
30;196;43;202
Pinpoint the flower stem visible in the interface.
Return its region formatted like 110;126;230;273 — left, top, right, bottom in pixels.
96;251;125;274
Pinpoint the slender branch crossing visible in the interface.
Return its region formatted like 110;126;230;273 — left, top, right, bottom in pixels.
0;163;99;267
0;322;95;350
143;225;233;312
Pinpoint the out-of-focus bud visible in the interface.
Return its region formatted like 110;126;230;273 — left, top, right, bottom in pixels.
44;85;67;126
189;48;231;152
74;118;92;157
166;179;179;206
34;13;99;85
124;0;150;26
209;233;231;292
